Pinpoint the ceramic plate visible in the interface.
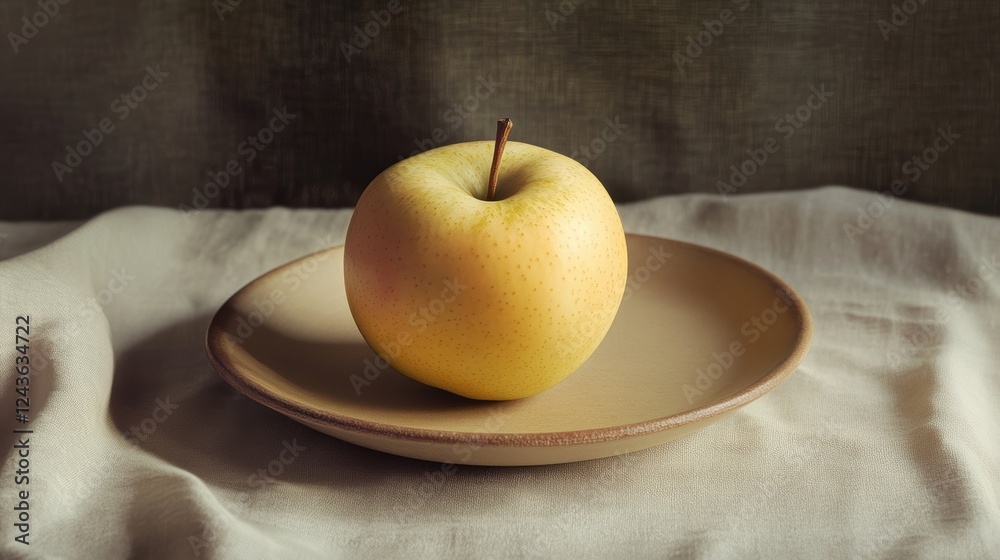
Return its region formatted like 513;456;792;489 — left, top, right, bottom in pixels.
206;234;812;466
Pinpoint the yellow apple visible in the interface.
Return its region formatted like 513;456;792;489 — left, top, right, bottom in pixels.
343;120;628;400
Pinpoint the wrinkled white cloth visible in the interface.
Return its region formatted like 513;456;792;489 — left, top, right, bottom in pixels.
1;187;998;560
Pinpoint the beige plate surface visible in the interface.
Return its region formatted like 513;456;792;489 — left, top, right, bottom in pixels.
206;234;812;466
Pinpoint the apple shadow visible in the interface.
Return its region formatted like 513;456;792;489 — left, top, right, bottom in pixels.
237;320;501;415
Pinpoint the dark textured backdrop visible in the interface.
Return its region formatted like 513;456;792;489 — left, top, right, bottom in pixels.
1;0;997;220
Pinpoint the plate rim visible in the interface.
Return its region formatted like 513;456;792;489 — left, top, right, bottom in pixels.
206;233;814;448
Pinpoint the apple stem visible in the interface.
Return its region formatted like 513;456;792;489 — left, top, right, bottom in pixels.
487;118;513;201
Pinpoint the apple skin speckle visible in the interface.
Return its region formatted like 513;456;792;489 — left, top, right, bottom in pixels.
343;141;628;400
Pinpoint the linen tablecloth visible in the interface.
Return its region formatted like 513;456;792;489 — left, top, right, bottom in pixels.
1;187;998;559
